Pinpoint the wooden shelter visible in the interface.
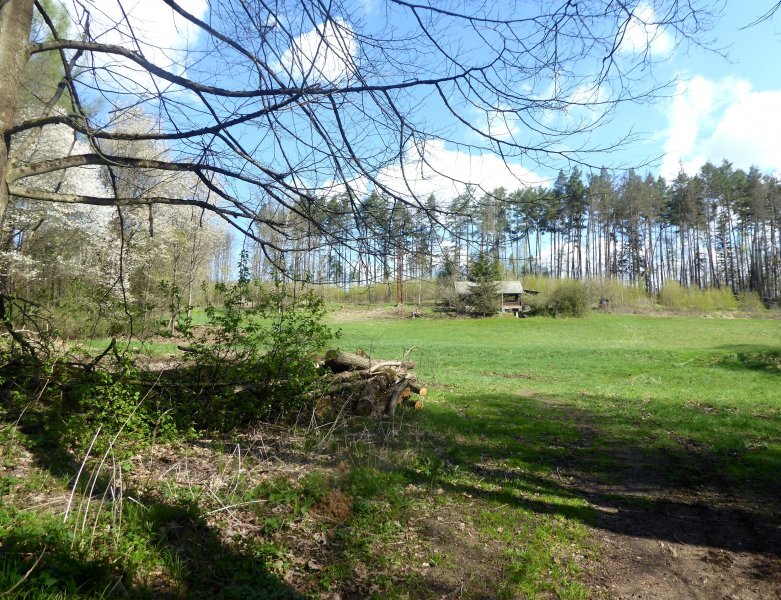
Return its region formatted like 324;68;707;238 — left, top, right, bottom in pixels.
455;280;531;316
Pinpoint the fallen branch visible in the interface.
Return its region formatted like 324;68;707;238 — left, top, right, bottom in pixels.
322;350;415;373
318;349;428;417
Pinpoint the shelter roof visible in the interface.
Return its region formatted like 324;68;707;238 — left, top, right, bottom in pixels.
455;280;524;294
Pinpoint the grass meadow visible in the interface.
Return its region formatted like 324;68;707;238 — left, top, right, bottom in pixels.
2;311;780;598
335;312;781;487
330;312;781;596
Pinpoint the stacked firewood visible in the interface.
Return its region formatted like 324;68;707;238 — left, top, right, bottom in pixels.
317;350;428;417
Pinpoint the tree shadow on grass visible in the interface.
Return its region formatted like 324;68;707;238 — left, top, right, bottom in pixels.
412;391;781;557
1;413;304;599
715;344;781;375
0;495;306;599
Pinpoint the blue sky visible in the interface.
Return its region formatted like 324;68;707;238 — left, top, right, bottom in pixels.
344;0;781;197
69;0;781;200
605;1;781;181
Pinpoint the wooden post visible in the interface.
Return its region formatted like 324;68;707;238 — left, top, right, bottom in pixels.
396;242;404;305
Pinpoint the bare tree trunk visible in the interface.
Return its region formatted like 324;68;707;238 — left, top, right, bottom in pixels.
584;204;591;278
0;0;34;230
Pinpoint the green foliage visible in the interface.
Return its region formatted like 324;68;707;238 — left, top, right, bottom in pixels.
0;506;116;598
1;256;337;466
434;253;461;309
467;251;501;283
0;493;301;599
521;276;593;317
156;281;194;337
659;281;738;312
183;254;337;429
737;290;768;313
466;251;501;316
47;280;135;340
658;280;691;309
247;473;328;532
584;278;655;313
59;362;178;456
546;279;591;317
437;253;458;281
0;352;179;461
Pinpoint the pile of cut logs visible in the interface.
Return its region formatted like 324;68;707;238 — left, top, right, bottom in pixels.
317;350;428;417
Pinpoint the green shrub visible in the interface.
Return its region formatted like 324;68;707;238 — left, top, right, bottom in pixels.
50;360;179;457
584;278;655;312
546;280;590;318
182;255;337;429
2;257;337;453
737;290;768;313
698;287;738;312
658;280;688;309
659;281;738;312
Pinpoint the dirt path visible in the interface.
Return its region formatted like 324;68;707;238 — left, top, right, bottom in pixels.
586;490;781;599
566;444;781;599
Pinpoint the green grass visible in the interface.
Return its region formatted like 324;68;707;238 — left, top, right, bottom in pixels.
76;338;181;357
328;312;781;595
333;314;781;472
4;312;780;598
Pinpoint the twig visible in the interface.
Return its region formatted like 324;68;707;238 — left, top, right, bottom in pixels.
229;444;242;496
2;545;47;596
64;426;102;522
204;499;268;516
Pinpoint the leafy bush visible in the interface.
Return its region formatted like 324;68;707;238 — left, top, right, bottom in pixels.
59;361;179;455
182;256;337;429
700;287;738;312
659;281;738;312
1;263;337;462
546;280;590;317
584;278;655;313
737;290;768;313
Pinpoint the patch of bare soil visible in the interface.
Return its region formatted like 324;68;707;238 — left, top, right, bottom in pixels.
588;497;781;600
328;304;425;323
313;489;353;524
540;402;781;600
407;498;507;599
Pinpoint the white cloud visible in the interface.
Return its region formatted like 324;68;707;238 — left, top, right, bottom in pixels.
617;2;673;57
314;139;544;205
373;140;544;202
65;0;208;91
277;19;358;85
473;106;521;141
661;76;781;178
